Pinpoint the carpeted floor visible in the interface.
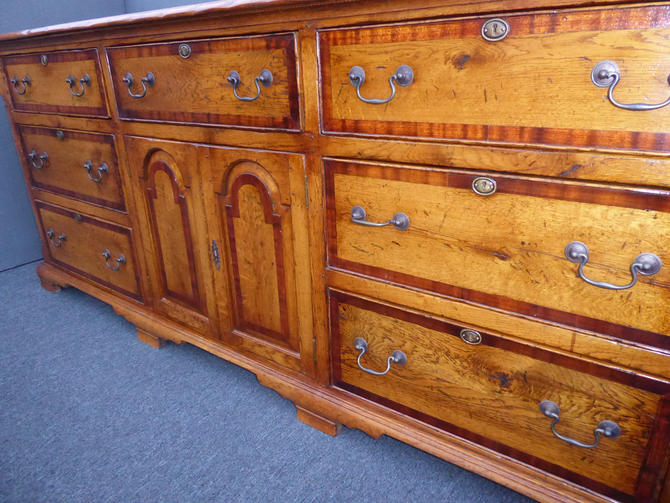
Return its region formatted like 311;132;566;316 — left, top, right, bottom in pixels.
0;262;533;503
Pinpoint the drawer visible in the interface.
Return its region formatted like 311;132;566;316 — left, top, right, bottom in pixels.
325;159;670;350
19;126;125;211
36;201;141;301
3;49;107;117
106;34;300;130
319;5;670;152
330;291;670;501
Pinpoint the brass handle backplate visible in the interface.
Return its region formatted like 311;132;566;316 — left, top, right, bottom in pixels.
350;205;410;230
46;228;66;248
84;161;109;183
66;73;91;97
227;69;273;102
565;241;662;290
28;150;49;169
539;400;621;448
122;72;155;99
102;249;126;271
348;65;414;104
11;75;31;95
591;60;670;111
354;337;407;376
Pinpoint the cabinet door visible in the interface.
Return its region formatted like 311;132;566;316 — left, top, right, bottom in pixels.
125;137;217;337
202;147;314;374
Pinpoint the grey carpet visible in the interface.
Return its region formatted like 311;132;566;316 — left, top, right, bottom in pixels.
0;262;532;503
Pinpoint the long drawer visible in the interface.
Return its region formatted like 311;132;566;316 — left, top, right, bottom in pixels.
319;5;670;152
324;159;670;350
106;34;300;130
19;126;125;211
36;201;141;301
3;48;107;117
330;290;670;502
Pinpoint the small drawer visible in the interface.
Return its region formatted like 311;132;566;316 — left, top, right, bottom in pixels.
36;201;141;301
106;34;300;130
325;159;670;349
3;49;108;117
319;5;670;152
330;290;670;501
19;126;125;211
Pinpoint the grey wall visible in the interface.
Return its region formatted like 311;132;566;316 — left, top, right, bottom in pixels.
125;0;212;13
0;0;126;271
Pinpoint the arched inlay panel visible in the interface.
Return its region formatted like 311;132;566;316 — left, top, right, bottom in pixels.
146;159;200;310
224;172;289;343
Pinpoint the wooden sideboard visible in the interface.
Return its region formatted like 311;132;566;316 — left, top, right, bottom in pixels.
1;1;669;501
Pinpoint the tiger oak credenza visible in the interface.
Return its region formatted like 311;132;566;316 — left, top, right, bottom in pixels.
1;1;669;501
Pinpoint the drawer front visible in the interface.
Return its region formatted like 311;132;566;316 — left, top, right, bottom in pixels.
20;126;125;211
325;159;670;349
320;5;670;152
36;202;141;301
3;49;107;117
331;291;670;501
106;34;299;129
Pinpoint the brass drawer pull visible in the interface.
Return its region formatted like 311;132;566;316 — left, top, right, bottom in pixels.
46;228;66;248
354;337;407;376
564;241;662;290
122;72;155;99
351;205;410;230
539;400;621;448
591;60;670;111
11;75;31;95
84;160;109;183
28;150;48;169
348;65;414;105
227;69;273;102
65;73;91;97
102;249;126;271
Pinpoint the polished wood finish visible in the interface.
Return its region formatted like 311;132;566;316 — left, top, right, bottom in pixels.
3;49;107;117
320;5;670;152
35;201;141;301
330;290;670;499
18;125;125;211
107;34;300;130
2;1;669;502
325;159;670;349
296;405;342;436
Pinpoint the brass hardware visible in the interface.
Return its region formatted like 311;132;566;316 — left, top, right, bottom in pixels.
564;241;662;290
73;213;83;223
591;60;670;111
46;228;66;248
211;240;221;271
56;130;65;141
227;69;273;102
122;72;155;99
472;177;497;196
178;43;192;58
348;65;414;105
351;205;410;230
102;249;126;271
539;400;621;448
459;329;482;345
354;337;407;376
11;75;31;95
481;18;510;41
84;160;109;183
66;73;91;97
40;54;48;66
28;150;48;169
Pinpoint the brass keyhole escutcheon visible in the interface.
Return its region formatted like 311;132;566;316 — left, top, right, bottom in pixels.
41;54;48;66
56;130;65;141
460;329;482;345
482;18;509;41
472;177;497;196
178;43;192;59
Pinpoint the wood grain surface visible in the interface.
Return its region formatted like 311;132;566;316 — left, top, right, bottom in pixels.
3;49;108;116
18;125;124;211
106;34;300;130
35;201;141;300
325;159;670;348
330;290;670;498
320;5;670;152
